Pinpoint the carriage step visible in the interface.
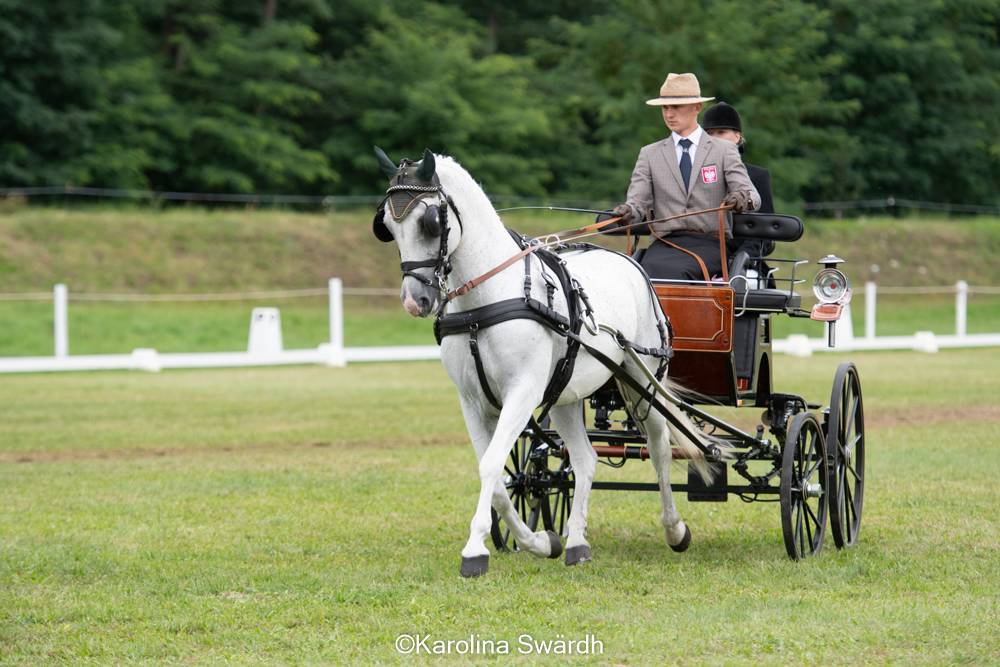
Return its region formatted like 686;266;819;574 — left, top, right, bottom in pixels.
686;461;728;502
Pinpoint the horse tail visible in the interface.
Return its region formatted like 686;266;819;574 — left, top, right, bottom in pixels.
655;377;732;484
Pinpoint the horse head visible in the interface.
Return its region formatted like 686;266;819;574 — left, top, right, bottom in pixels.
372;147;461;318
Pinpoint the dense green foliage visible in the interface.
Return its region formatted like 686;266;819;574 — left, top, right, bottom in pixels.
1;0;997;205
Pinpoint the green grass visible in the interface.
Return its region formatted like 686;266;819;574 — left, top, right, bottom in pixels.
1;350;998;664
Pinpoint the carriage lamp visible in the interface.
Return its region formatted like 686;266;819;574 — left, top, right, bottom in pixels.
813;268;851;304
811;256;852;347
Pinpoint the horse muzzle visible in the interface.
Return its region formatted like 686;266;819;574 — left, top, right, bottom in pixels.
401;278;439;318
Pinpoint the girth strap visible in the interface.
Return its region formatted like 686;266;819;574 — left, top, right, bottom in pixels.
434;298;568;344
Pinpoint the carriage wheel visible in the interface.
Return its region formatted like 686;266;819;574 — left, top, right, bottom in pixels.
826;362;865;548
490;434;574;552
780;412;829;560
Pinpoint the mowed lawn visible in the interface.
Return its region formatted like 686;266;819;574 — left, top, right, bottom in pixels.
1;350;998;664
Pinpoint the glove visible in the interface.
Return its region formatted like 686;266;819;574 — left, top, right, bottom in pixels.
611;203;635;225
723;190;752;212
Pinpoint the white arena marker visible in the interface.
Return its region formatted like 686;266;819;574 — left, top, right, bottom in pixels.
131;348;161;372
247;308;283;354
912;331;939;353
833;302;855;349
785;334;813;357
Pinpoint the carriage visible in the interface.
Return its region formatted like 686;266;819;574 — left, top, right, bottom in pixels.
489;212;865;561
374;148;865;575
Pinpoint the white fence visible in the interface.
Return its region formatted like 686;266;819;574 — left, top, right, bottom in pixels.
775;280;1000;356
0;279;998;373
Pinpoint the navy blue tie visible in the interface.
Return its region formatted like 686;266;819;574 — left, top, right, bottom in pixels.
679;138;693;192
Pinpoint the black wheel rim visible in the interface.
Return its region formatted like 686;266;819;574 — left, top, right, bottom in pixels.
780;412;828;560
490;435;573;552
827;363;865;548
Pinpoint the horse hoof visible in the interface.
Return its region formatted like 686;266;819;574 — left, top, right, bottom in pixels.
670;525;692;553
460;554;489;578
565;545;592;566
545;531;563;559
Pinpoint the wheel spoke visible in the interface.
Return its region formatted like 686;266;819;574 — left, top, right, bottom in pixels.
846;462;862;484
527;506;540;531
795;502;804;554
804;504;814;547
847;393;860;430
804;499;819;527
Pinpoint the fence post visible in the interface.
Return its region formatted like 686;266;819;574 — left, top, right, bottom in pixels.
864;281;877;339
54;283;68;357
955;280;968;337
323;277;346;366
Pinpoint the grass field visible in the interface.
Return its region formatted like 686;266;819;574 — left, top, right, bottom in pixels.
1;350;998;664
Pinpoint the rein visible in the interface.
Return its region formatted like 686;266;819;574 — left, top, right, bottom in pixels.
445;204;733;302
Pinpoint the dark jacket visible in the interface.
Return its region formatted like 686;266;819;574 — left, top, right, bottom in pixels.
747;163;773;214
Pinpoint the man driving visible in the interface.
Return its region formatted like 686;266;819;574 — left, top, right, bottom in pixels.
613;73;760;281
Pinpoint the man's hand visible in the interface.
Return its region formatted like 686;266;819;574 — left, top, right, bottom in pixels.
723;191;752;212
611;203;635;225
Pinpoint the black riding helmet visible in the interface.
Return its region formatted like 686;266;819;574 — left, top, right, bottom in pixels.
702;101;742;132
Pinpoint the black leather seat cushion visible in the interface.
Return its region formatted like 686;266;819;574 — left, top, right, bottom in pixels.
740;288;800;311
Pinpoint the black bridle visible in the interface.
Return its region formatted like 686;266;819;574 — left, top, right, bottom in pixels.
376;178;464;296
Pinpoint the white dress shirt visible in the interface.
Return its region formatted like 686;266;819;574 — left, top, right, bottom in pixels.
671;125;704;165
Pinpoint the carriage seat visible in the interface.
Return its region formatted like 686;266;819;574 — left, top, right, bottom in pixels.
598;210;803;311
729;213;803;312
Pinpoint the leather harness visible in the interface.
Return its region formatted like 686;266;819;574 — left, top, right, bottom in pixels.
377;169;704;426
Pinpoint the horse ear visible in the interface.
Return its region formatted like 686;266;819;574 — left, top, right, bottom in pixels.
373;146;397;179
416;149;436;182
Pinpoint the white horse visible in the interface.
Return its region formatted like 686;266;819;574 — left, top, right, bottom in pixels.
372;148;716;577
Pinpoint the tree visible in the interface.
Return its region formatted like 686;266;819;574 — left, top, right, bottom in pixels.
525;0;857;206
0;0;123;185
815;0;1000;204
327;3;554;196
154;0;336;192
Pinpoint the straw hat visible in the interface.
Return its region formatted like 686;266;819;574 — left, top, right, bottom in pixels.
645;72;715;106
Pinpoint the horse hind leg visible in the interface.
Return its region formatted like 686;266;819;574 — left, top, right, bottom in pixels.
618;382;692;552
547;402;598;566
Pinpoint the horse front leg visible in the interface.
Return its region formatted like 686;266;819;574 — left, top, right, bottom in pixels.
459;388;562;577
457;398;555;564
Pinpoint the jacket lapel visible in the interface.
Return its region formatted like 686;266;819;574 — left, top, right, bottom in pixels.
688;134;714;202
658;139;686;194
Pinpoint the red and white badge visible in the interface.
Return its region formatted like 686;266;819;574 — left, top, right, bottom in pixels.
701;165;718;184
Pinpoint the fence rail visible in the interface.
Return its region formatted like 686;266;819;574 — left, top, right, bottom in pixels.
0;279;998;373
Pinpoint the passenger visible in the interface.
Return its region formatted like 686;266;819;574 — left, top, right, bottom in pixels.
703;101;777;264
702;101;774;214
612;72;759;282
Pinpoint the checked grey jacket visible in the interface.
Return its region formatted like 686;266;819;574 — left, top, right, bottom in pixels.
624;133;760;237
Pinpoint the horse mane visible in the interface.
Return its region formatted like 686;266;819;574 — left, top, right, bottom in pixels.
433;155;503;229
